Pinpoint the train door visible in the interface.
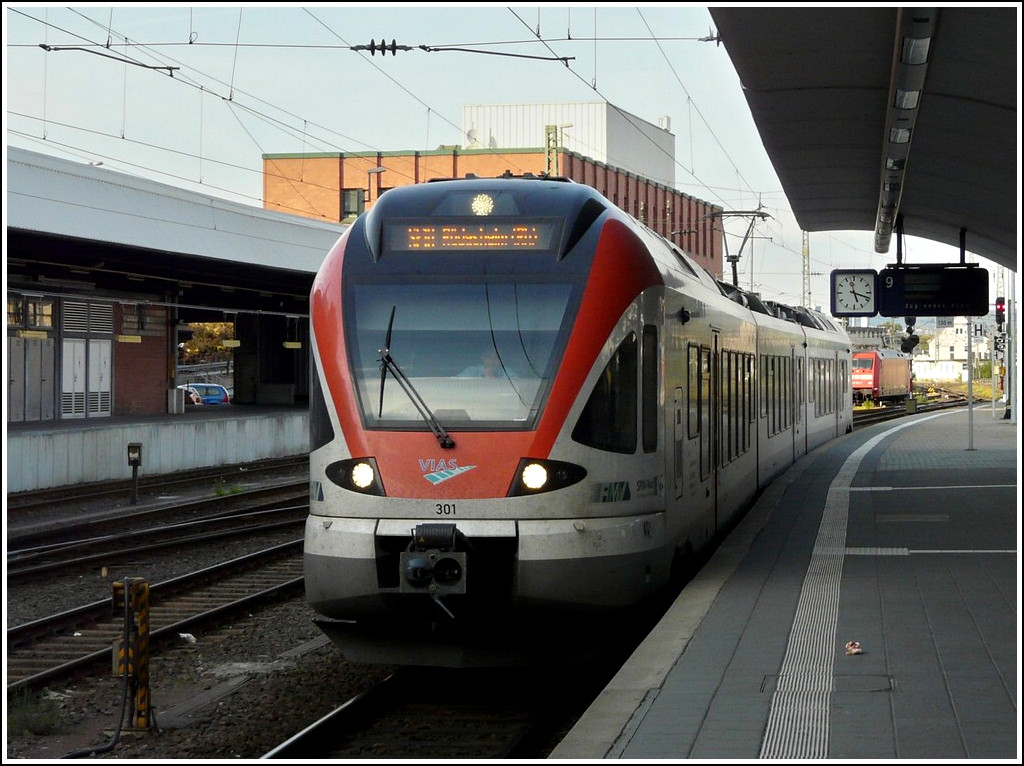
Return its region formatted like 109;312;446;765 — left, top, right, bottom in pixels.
686;340;716;533
834;352;846;436
708;334;720;529
673;386;684;499
792;349;805;460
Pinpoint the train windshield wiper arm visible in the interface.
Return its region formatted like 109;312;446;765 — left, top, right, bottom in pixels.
377;307;454;449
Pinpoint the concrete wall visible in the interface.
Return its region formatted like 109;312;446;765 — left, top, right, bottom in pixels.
6;411;309;494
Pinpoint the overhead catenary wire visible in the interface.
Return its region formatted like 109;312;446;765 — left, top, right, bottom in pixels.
14;6;753;209
10;6;818;301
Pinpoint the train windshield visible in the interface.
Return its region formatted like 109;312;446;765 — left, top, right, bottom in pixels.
852;357;874;369
348;281;574;429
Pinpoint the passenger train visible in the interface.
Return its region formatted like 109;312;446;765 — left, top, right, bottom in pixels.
304;174;853;666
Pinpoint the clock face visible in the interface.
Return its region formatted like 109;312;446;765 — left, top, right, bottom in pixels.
831;269;877;316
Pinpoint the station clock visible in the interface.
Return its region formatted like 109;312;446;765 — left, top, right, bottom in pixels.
830;269;878;317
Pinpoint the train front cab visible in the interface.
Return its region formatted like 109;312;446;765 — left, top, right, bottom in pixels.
303;178;854;666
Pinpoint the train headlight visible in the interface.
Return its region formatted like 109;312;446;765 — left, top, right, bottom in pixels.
507;458;587;497
325;457;385;495
521;462;548;490
399;550;466;594
350;461;375;489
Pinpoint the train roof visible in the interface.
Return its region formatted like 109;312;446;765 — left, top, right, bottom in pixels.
853;347;910;359
712;279;844;334
366;173;848;338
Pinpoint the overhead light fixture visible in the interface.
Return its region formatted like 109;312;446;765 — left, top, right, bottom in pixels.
889;127;911;144
893;89;920;110
875;8;937;255
900;35;931;65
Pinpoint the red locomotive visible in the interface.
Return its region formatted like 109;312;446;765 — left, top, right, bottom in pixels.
851;348;912;405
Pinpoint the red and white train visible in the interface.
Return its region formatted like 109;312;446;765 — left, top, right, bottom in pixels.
851;347;913;405
304;175;853;666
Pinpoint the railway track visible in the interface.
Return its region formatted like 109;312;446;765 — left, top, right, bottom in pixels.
264;664;612;760
7;478;307;550
852;392;972;428
5;456;308;515
6;504;307;582
6;540;304;692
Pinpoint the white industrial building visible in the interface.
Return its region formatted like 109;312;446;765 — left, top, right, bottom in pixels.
461;101;676;187
912;317;995;383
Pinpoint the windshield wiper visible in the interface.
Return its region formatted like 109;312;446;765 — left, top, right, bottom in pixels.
378;306;455;449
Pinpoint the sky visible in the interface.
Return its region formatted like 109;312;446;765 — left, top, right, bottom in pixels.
3;4;1015;316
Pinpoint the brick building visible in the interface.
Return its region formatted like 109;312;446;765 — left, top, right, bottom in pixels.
261;146;725;280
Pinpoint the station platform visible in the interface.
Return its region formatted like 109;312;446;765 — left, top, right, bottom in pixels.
550;406;1019;760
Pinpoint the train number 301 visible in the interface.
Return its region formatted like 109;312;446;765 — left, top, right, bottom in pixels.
435;503;457;515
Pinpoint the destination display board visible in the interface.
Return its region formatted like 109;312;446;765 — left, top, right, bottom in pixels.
877;265;989;317
386;220;561;251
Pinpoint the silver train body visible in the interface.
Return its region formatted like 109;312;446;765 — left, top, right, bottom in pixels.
304;176;853;666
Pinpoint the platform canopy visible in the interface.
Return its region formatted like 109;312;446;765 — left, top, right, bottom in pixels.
708;6;1018;272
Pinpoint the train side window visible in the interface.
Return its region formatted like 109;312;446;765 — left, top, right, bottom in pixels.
759;355;768;419
809;358;818;410
723;351;734;463
699;346;711;480
745;353;755;436
796;357;804;423
828;358;836;414
782;355;791;429
571;332;637;454
688;344;699;439
641;325;658;453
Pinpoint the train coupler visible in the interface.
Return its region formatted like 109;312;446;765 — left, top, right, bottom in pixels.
399;523;467;597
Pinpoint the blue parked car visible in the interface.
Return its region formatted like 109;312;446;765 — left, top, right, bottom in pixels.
178;383;231;406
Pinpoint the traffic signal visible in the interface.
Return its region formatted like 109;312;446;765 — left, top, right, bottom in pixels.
995;296;1005;330
900;334;919;354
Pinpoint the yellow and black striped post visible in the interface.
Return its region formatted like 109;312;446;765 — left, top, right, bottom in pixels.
111;578;152;731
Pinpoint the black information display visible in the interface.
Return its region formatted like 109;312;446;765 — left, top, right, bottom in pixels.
877;265;989;317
